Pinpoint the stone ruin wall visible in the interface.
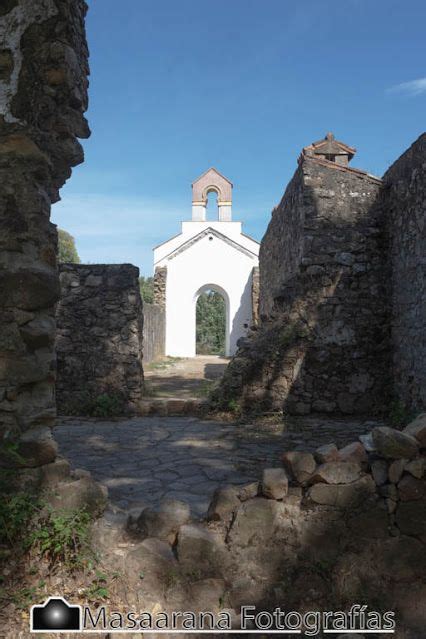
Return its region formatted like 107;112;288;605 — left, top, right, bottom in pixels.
0;0;89;466
56;264;144;415
216;156;390;416
383;133;426;414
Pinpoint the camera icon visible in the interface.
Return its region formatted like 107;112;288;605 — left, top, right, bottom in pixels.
31;597;81;632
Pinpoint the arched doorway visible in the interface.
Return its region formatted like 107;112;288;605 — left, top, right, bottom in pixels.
194;284;230;356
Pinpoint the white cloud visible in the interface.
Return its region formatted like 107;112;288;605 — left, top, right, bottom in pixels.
388;77;426;96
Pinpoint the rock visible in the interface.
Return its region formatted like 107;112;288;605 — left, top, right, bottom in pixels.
338;441;367;464
371;459;388;486
309;461;361;485
308;476;375;508
379;484;398;500
40;457;71;486
17;427;58;468
49;477;108;516
228;498;283;546
207;486;240;522
404;414;426;448
177;525;225;575
189;578;226;613
134;499;190;540
372;426;419;459
347;505;389;539
281;451;316;484
314;443;340;463
396;500;426;537
261;468;288;499
398;476;425;501
237;482;259;501
359;432;376;452
405;458;425;479
124;537;177;603
388;458;406;483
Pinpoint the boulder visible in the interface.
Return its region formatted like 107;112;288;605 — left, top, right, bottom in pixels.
309;462;361;485
16;427;57;468
227;498;284;547
308;476;376;508
398;476;425;501
405;458;425;479
261;468;288;499
404;414;426;448
189;578;226;614
133;499;190;540
314;443;339;463
281;451;316;484
388;458;406;484
49;476;108;516
237;482;259;501
371;459;388;486
177;525;225;575
372;426;419;460
40;457;71;486
338;441;367;464
359;432;376;452
207;486;240;522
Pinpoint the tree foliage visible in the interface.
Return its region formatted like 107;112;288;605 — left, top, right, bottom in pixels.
196;290;226;355
58;229;80;263
139;276;154;303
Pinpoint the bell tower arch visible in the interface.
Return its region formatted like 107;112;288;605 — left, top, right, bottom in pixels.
191;167;233;222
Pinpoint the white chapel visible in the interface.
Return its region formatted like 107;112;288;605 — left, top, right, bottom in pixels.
153;168;260;357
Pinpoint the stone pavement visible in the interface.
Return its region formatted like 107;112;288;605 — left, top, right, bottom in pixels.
54;415;382;518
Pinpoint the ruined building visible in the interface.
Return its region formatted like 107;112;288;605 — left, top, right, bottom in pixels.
215;132;426;417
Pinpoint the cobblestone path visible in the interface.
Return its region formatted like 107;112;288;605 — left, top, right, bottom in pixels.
54;415;382;518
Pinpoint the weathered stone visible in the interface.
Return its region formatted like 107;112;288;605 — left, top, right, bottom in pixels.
309;461;361;485
371;459;388;486
56;264;144;414
308;475;375;508
261;467;288;499
372;426;419;459
314;443;340;463
40;457;71;486
388;458;406;484
405;458;425;479
228;498;283;546
398;476;425;501
404;415;426;448
237;481;259;501
359;432;376;453
177;524;225;574
338;441;367;464
282;451;316;484
17;427;58;468
49;477;108;516
133;499;190;540
207;486;240;522
189;578;226;614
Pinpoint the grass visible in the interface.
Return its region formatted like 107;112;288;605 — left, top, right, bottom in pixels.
146;356;183;371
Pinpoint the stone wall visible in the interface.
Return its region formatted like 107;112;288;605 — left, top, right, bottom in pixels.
143;303;166;364
0;0;89;465
56;264;144;415
251;266;260;326
153;266;167;307
383;133;426;414
215;155;390;416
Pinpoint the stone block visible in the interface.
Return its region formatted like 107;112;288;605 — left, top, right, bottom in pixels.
309;461;361;485
207;486;240;522
314;443;339;463
372;426;419;459
261;467;289;499
282;451;316;484
132;499;190;540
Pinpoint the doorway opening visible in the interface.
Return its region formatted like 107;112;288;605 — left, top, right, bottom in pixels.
196;288;227;355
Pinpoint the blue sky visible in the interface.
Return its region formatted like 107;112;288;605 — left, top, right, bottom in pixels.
52;0;426;276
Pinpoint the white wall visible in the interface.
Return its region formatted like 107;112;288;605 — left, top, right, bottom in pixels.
156;225;258;357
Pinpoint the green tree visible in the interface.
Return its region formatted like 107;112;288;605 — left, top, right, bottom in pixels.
58;229;80;263
196;290;226;355
139;276;154;303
